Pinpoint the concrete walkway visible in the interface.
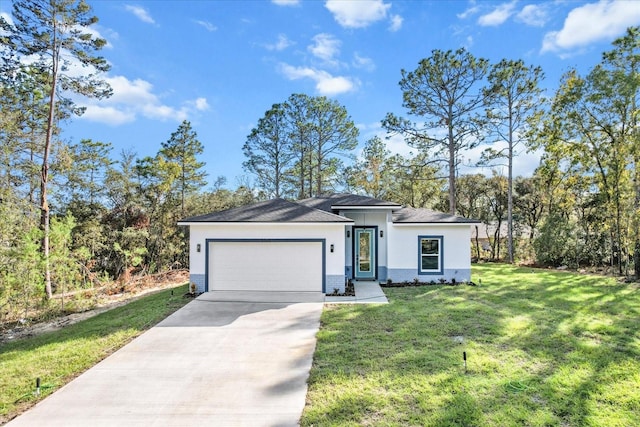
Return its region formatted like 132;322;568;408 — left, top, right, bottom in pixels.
7;295;323;427
324;281;388;304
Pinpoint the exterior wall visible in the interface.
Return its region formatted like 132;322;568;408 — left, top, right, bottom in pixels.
341;210;392;280
190;273;206;293
187;223;347;293
387;224;473;283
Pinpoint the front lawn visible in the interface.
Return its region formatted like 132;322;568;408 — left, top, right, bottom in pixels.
0;284;190;423
302;264;640;426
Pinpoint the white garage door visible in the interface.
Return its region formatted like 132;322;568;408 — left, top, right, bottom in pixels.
208;240;323;292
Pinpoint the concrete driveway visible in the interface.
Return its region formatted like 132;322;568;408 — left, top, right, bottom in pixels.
7;293;323;427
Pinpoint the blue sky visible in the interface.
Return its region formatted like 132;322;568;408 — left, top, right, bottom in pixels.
3;0;640;188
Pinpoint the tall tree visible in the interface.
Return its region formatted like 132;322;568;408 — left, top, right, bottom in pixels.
1;0;111;298
308;96;359;196
62;139;113;205
0;65;49;206
104;150;149;278
243;104;293;198
513;176;546;243
602;26;640;279
486;174;508;261
389;152;445;209
283;93;314;199
482;59;545;263
533;26;640;275
245;94;358;199
456;174;489;259
159;120;207;214
383;48;489;215
345;136;398;199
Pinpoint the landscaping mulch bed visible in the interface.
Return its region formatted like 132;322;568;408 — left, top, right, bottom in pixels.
328;281;355;296
381;280;477;287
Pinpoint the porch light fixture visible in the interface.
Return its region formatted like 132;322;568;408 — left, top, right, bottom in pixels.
330;244;334;253
380;230;384;238
197;244;201;252
346;230;350;238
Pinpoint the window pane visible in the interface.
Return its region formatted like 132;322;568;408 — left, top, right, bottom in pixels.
422;255;438;270
421;239;439;255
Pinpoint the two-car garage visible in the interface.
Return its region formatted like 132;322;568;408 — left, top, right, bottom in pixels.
207;240;324;293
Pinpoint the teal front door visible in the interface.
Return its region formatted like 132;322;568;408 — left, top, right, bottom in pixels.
354;228;376;279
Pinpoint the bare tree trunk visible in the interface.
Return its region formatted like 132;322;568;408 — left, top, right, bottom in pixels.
41;21;60;300
494;223;501;261
316;149;322;196
507;105;514;264
635;160;640;279
448;123;456;215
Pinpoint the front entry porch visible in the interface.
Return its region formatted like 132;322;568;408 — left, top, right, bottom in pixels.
325;280;388;304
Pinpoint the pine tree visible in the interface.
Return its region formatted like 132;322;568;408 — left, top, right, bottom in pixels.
1;0;111;298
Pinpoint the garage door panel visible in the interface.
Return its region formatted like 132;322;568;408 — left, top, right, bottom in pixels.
209;241;323;292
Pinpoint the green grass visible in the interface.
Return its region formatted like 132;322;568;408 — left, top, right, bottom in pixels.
0;284;190;423
301;264;640;426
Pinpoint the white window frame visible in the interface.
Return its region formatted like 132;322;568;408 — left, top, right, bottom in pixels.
418;235;443;275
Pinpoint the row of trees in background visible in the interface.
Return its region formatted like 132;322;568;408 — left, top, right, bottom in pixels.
243;93;359;199
245;27;639;278
0;0;638;322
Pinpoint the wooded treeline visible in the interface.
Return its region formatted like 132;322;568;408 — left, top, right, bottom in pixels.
0;1;638;323
244;27;640;278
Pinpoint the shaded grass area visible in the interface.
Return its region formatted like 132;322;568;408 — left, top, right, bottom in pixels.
302;264;640;426
0;284;190;423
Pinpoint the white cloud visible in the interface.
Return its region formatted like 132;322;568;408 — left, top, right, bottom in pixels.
384;133;414;158
193;97;210;111
279;63;357;96
308;33;341;62
457;1;479;19
78;75;207;125
352;53;376;72
542;0;640;53
142;103;183;121
266;34;294;51
272;0;300;6
478;1;517;26
106;76;157;105
81;105;135;125
325;0;391;28
195;20;217;32
124;5;155;24
516;4;549;27
389;14;403;32
465;35;474;48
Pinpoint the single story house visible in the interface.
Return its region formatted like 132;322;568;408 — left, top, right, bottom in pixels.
178;194;479;294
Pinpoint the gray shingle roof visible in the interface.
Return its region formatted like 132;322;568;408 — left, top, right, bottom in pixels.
393;207;480;224
179;194;478;225
297;193;401;212
179;198;353;223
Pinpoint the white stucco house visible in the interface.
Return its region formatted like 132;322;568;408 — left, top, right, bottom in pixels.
178;194;479;294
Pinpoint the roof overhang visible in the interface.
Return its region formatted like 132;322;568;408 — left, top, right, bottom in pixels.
332;205;399;210
178;220;353;226
391;222;479;226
